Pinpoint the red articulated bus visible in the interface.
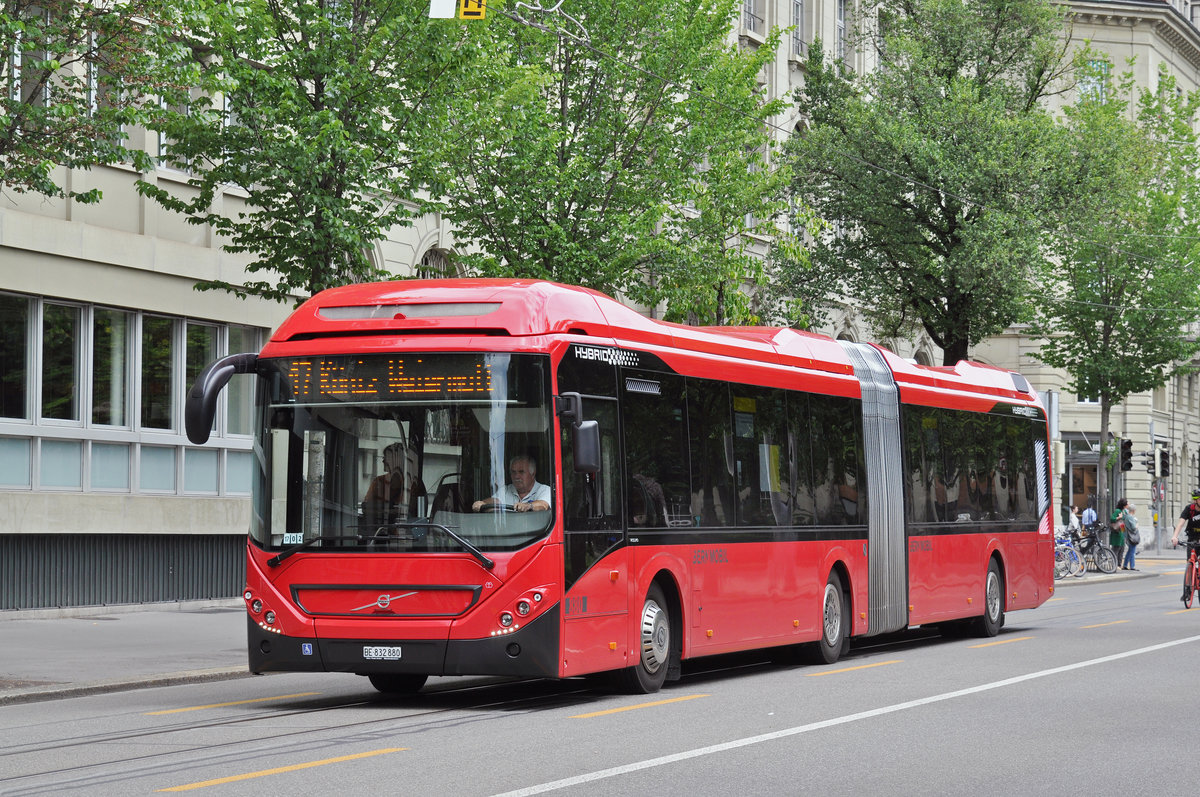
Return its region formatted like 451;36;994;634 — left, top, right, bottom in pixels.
186;279;1054;694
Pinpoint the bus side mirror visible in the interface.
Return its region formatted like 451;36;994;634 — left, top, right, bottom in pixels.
556;392;601;474
572;420;601;474
185;352;258;445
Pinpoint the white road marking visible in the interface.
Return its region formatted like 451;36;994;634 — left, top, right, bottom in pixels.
493;635;1200;796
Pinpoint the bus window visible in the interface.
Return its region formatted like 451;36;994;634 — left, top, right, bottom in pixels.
687;378;733;527
622;370;689;528
731;387;790;527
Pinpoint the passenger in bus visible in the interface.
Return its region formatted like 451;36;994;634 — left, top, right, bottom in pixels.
362;441;426;525
472;455;551;512
630;473;666;527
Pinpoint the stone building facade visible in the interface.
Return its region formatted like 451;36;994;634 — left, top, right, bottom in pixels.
2;0;1197;607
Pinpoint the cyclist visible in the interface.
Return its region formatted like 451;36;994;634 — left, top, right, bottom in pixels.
1171;489;1200;602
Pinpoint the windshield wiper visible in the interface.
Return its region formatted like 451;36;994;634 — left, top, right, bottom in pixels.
267;534;364;567
372;520;495;570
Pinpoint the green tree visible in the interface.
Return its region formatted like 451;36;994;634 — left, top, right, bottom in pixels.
787;0;1072;364
435;0;791;324
1031;60;1200;512
0;0;179;202
139;0;485;303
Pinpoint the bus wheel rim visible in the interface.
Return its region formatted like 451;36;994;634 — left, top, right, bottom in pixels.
823;583;842;643
986;569;1001;620
640;600;668;674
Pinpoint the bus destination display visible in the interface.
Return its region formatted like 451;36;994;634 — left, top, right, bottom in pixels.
282;356;495;401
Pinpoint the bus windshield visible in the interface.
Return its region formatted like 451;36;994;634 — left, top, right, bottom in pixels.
251;352;554;555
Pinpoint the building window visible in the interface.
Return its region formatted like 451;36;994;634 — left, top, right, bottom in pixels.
141;315;176;430
92;308;131;426
41;303;81;422
0;294;30;419
0;291;264;497
837;0;847;62
744;0;764;34
792;0;805;57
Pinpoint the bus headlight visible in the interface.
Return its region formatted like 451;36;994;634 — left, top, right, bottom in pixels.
499;612;514;627
516;599;532;616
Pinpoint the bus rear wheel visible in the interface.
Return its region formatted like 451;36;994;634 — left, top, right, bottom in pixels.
367;673;428;694
807;571;849;665
615;583;671;694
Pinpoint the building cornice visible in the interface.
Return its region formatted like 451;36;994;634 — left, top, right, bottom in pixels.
1066;0;1200;70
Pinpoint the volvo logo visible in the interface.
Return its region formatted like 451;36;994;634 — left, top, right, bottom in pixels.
352;592;417;612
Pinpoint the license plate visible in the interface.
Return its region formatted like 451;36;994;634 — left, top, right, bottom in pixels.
363;645;402;660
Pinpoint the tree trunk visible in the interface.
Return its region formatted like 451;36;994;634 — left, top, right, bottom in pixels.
941;336;970;367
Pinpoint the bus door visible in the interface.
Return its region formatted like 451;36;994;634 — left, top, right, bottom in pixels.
557;347;626;677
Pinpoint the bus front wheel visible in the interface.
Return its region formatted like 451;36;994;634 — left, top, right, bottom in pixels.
616;583;671;694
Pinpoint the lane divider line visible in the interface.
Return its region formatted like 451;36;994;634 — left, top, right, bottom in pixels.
969;636;1033;649
491;635;1200;797
1081;621;1129;629
146;693;322;715
571;694;709;719
805;660;901;676
157;748;405;791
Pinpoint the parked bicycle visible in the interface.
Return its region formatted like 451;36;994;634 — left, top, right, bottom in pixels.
1054;532;1086;579
1074;524;1117;574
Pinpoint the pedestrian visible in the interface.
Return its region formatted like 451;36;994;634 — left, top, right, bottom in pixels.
1108;506;1126;566
1066;505;1081;535
1121;501;1140;570
1081;500;1098;535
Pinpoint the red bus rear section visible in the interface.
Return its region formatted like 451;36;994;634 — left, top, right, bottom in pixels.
187;279;1054;694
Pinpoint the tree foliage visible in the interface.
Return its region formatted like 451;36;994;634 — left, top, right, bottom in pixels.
0;0;180;202
434;0;792;324
787;0;1072;364
138;0;485;302
1030;59;1200;508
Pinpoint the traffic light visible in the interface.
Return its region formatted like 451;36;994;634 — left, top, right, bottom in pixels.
1143;450;1156;474
1160;449;1171;478
1120;438;1133;471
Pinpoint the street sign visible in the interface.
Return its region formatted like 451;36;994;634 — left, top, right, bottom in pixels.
430;0;455;17
460;0;485;18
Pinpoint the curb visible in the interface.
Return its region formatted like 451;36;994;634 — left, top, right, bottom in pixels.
0;666;253;706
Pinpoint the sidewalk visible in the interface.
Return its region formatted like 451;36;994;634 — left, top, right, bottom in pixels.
0;600;249;706
0;548;1189;705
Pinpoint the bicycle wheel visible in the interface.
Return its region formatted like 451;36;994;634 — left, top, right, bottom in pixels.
1054;548;1070;580
1187;561;1196;609
1069;548;1087;577
1096;546;1118;574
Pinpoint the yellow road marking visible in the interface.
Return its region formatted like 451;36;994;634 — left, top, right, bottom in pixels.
571;694;709;718
146;693;321;715
1047;597;1066;602
1158;584;1179;589
1100;590;1131;596
1081;620;1129;629
1164;570;1184;575
805;659;901;676
969;636;1033;648
1168;608;1194;615
157;748;405;792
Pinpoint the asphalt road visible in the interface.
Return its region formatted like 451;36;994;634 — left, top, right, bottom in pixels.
1;571;1194;796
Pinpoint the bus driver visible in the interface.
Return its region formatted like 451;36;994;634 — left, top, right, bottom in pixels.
473;455;551;513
